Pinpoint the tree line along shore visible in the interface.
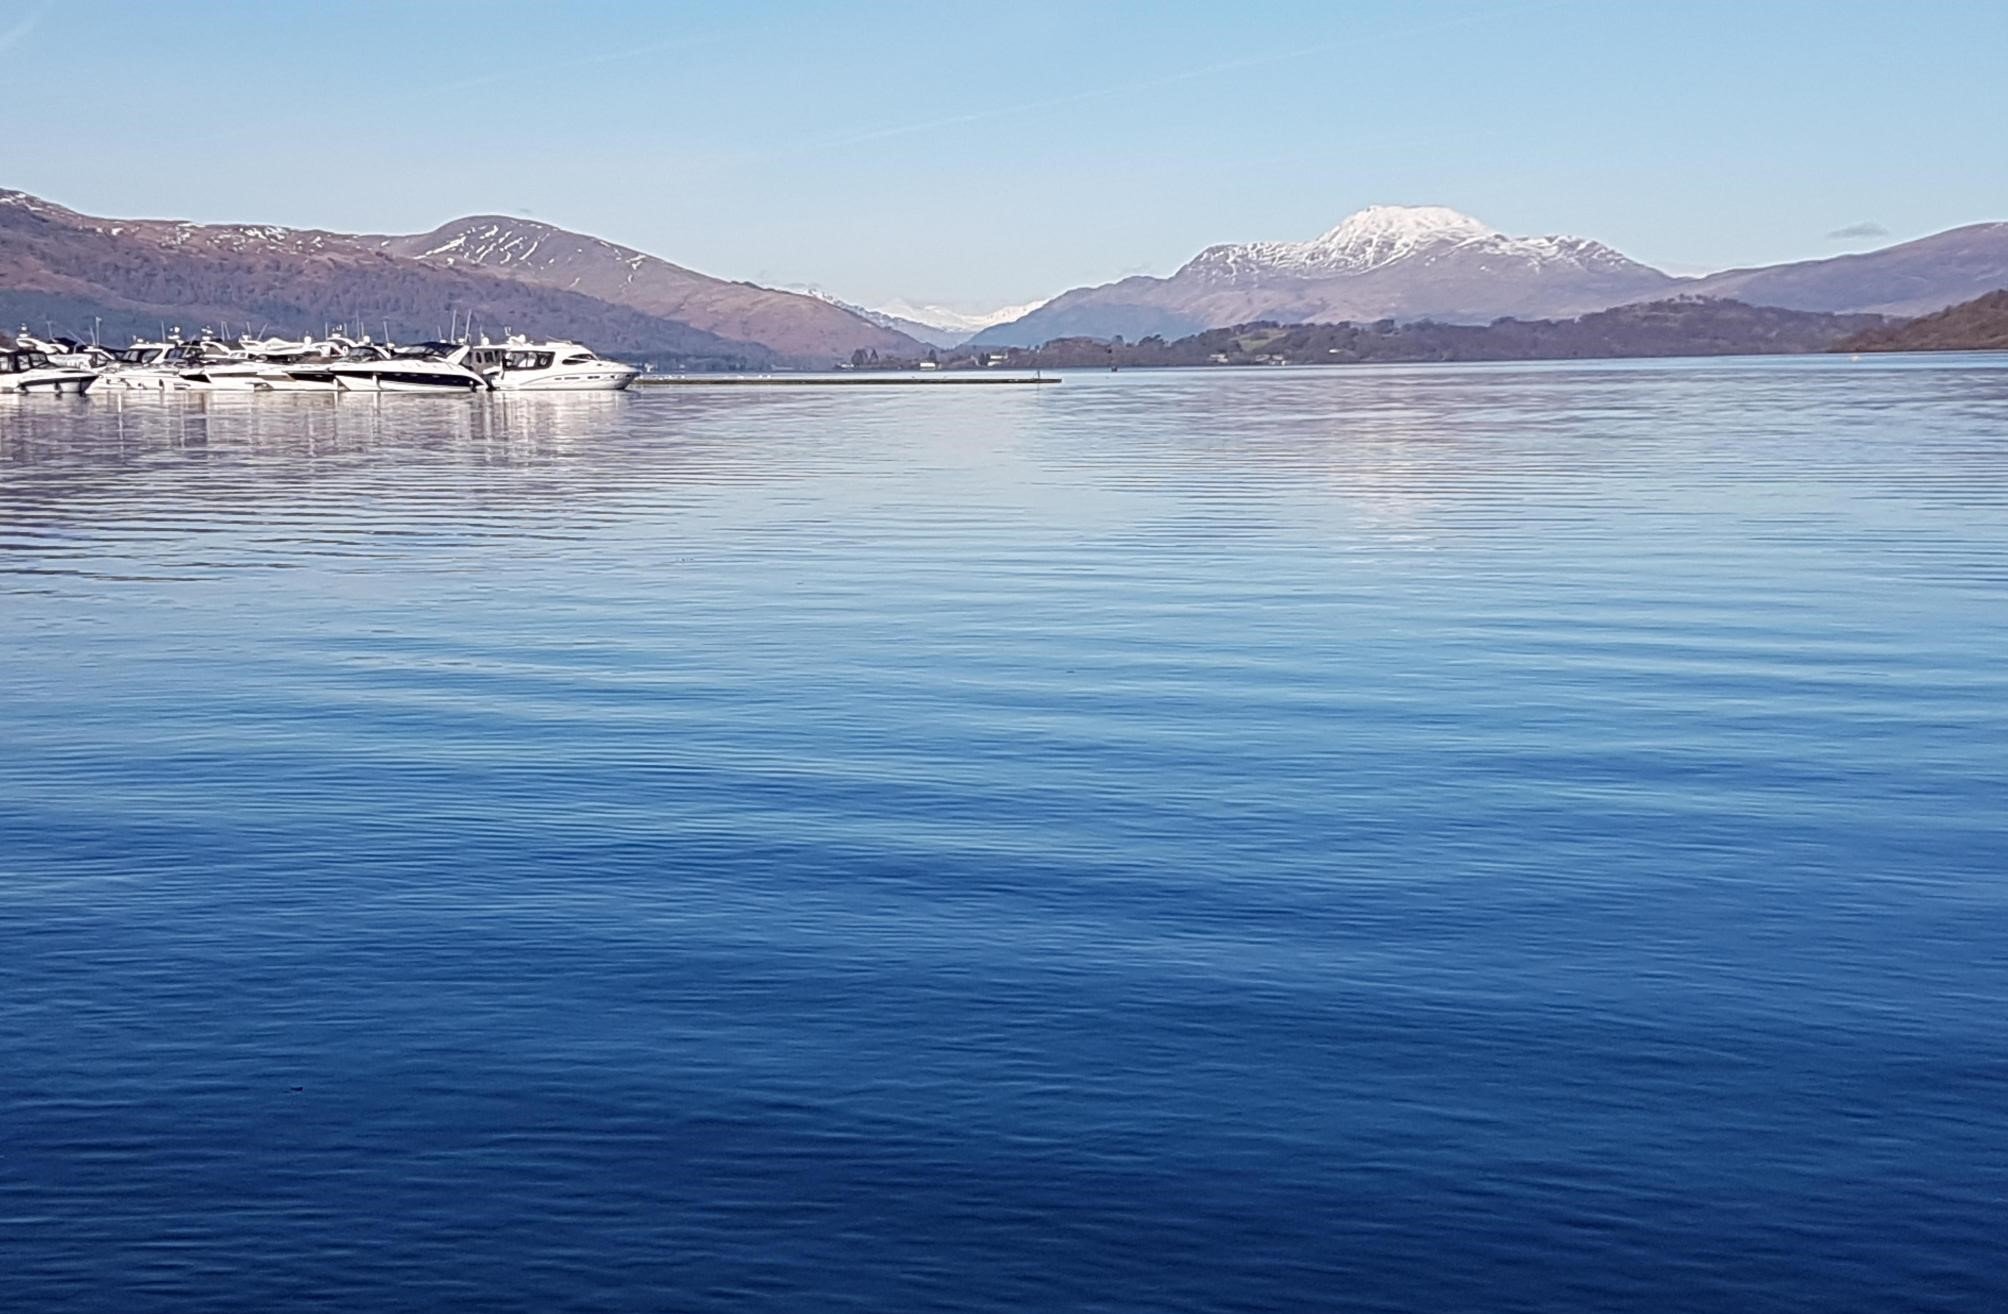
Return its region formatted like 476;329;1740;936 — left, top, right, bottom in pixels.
858;291;2008;373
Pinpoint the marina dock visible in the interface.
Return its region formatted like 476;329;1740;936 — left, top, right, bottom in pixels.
637;374;1058;387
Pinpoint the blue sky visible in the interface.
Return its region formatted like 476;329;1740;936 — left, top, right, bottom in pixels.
5;0;2004;310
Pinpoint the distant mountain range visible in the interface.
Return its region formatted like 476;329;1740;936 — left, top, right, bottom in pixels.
970;206;2008;348
874;297;1050;344
0;190;921;367
787;287;1048;349
7;187;2004;365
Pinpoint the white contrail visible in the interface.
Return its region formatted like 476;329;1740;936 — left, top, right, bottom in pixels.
0;3;49;57
436;30;740;95
804;1;1568;152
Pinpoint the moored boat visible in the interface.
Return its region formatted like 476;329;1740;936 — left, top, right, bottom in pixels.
467;338;640;391
98;339;232;390
318;341;492;393
0;346;98;394
14;330;111;371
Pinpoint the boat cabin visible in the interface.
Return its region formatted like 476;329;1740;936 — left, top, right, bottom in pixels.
391;342;469;361
1;349;56;372
462;345;598;372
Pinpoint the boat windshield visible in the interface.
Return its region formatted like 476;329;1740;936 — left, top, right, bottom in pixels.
505;351;555;371
393;342;461;359
1;351;53;371
116;347;163;364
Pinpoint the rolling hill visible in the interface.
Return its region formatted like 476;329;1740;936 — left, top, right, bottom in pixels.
0;189;921;367
1683;226;2008;317
377;218;921;362
960;298;1886;369
1833;288;2008;352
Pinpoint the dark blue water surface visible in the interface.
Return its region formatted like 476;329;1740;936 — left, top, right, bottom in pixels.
3;359;2006;1312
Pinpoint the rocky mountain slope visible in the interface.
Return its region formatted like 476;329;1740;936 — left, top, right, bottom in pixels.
1834;288;2008;351
0;190;918;366
970;206;1679;347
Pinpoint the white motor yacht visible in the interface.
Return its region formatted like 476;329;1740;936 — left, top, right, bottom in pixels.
98;333;358;392
466;338;639;391
0;346;98;394
191;337;358;392
319;341;492;393
15;331;111;371
98;340;226;391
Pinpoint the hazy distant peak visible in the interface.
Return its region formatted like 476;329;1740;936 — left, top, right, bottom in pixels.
876;297;1051;334
784;286;1050;346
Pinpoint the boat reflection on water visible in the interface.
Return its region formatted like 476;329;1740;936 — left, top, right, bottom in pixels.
2;389;640;463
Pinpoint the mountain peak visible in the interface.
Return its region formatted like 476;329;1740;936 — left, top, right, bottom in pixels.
1179;204;1649;283
1181;203;1503;280
1311;204;1496;255
385;215;649;274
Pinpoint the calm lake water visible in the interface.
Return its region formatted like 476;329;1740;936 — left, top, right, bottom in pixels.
3;359;2006;1312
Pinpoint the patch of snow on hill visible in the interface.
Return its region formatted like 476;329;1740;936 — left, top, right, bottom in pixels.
789;286;901;329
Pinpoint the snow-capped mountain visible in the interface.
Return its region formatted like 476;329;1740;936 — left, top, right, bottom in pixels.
1183;205;1495;280
1182;206;1650;283
970;205;1681;347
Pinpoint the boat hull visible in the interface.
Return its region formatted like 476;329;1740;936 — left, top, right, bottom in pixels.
187;368;340;393
98;369;200;391
0;371;98;395
494;371;638;392
327;369;488;394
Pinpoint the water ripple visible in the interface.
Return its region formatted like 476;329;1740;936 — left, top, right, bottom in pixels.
4;358;2008;1312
